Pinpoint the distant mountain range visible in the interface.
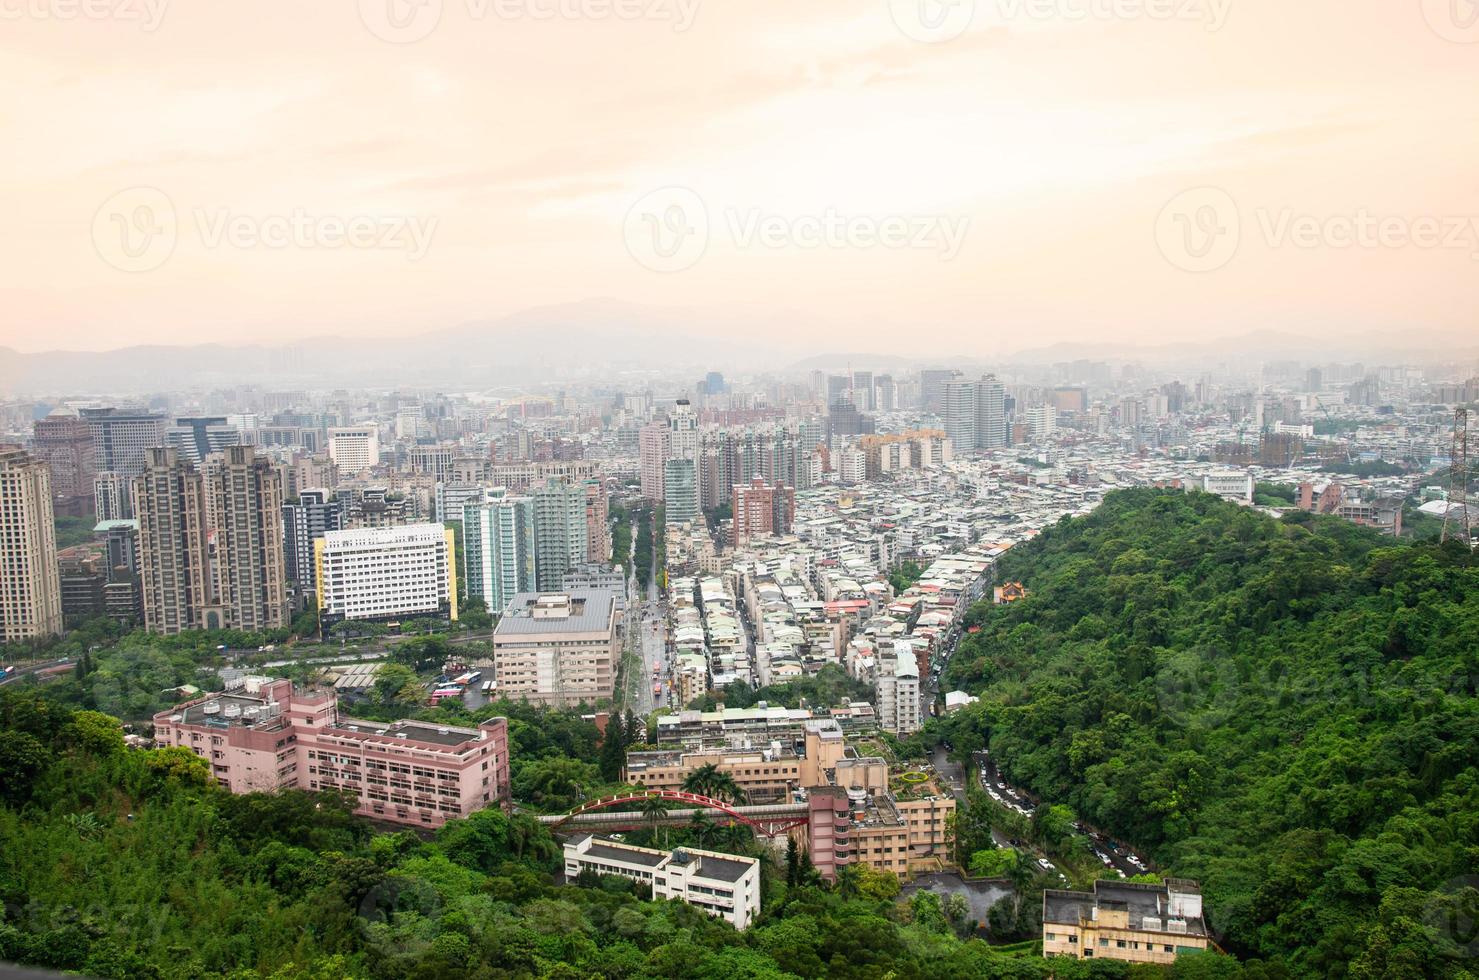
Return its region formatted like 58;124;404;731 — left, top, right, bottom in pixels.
2;303;1473;397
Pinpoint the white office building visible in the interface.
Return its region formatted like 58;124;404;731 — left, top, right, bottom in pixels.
1201;472;1255;504
564;835;762;930
328;426;380;474
314;523;456;626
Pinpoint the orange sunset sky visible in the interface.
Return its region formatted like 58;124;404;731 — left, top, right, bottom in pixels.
1;0;1477;355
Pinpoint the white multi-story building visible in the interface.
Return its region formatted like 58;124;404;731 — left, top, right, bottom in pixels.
1025;404;1058;440
328;426;380;475
877;648;922;736
837;446;867;485
1201;472;1255;504
314;523;456;626
564;835;762;930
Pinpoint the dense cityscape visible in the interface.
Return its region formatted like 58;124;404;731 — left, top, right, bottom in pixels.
5;1;1479;977
0;354;1475;977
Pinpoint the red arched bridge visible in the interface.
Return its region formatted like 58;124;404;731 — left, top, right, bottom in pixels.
538;790;809;838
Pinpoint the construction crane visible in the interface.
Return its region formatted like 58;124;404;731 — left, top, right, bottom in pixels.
1441;408;1472;546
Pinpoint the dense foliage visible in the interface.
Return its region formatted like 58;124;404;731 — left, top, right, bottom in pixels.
940;489;1479;978
0;688;1270;979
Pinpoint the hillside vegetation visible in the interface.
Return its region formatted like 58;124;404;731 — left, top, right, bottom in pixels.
941;489;1479;978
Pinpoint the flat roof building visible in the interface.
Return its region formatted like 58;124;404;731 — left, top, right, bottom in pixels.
315;523;457;628
492;590;620;706
563;835;762;930
154;678;510;828
1043;878;1210;966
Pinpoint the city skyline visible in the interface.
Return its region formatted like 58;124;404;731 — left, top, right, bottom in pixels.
3;0;1478;357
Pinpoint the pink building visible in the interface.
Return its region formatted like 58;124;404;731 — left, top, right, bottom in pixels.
638;423;670;502
153;678;510;828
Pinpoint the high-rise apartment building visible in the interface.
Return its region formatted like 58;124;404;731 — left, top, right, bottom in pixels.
920;369;963;413
585;481;610;564
669;399;701;504
283;489;344;591
434;481;486;525
826;400;875;447
664;458;699;527
944;376;1007;451
942;381;977;451
463;489;536;614
730;477;795;547
875;375;897;411
532;479;589;592
328;426;380;474
315;523;457;627
32;410;95;512
205;446;289;632
0;448;64;641
134;447;215;634
638;422;670;502
975;375;1007;449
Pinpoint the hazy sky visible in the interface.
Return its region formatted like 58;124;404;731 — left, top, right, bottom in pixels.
2;0;1477;354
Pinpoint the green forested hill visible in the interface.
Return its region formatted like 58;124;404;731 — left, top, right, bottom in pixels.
940;488;1479;978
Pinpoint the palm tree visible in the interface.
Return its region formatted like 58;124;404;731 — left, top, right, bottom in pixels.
640;794;670;848
682;763;745;804
688;810;716;849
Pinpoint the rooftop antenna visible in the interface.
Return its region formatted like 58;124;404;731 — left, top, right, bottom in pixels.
1441;408;1471;546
